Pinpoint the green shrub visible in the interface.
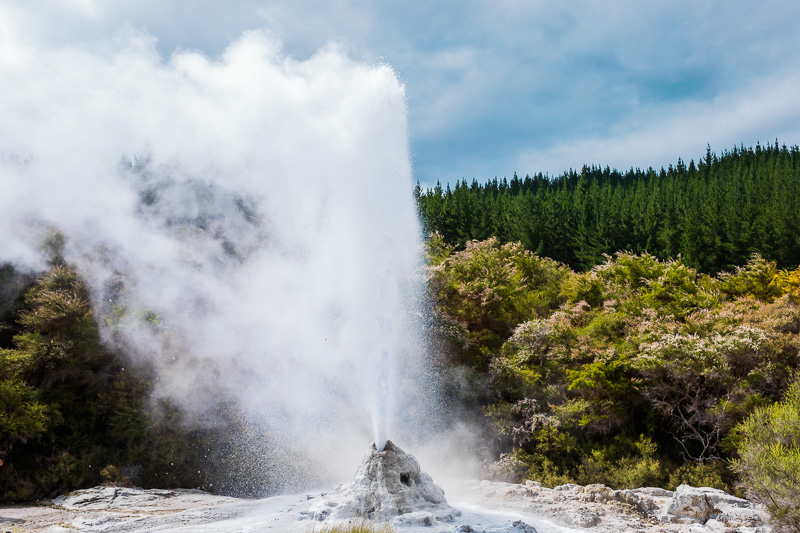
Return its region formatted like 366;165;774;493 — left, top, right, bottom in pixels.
560;271;606;308
773;265;800;305
429;238;567;341
0;375;52;452
666;461;729;492
732;380;800;532
0;264;266;500
574;435;668;489
100;464;130;485
717;254;783;303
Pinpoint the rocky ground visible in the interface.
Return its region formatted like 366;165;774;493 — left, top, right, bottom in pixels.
0;442;771;533
0;480;770;533
454;480;770;532
0;487;264;532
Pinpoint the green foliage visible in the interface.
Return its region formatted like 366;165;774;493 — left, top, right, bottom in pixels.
593;253;719;319
99;464;129;485
774;265;800;305
732;380;800;532
430;240;800;492
420;143;800;494
0;264;268;501
560;271;606;308
0;375;52;452
575;435;669;489
718;254;783;302
666;461;729;492
428;237;567;366
423;232;454;267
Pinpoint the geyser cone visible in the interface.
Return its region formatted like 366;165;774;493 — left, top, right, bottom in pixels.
304;440;458;525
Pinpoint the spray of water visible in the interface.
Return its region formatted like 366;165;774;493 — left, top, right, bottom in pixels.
0;28;439;487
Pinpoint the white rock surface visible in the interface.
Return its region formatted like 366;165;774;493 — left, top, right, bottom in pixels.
302;439;459;525
0;464;772;532
454;479;771;532
658;484;765;528
53;486;180;510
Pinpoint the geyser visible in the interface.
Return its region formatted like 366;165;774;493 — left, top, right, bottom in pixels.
0;28;440;488
304;440;458;526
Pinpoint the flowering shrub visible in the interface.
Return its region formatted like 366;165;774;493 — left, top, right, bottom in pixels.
429;240;800;494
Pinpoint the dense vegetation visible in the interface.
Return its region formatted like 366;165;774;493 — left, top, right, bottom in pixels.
732;379;800;531
427;236;800;529
0;263;271;501
417;142;800;273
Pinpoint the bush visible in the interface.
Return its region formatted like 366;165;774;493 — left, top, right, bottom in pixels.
428;238;567;363
774;266;800;305
560;271;605;308
717;254;782;303
576;435;668;489
732;380;800;532
100;464;130;485
666;461;729;492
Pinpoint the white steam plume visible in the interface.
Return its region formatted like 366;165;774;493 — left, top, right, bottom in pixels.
0;28;439;487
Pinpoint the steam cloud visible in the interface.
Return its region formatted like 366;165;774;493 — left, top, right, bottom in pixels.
0;28;440;487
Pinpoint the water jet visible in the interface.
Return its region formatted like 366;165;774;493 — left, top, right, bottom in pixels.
0;29;440;494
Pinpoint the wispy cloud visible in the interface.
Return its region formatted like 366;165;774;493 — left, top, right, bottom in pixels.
3;0;798;183
517;71;800;175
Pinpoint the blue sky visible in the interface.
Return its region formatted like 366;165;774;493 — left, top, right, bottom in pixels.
3;0;800;186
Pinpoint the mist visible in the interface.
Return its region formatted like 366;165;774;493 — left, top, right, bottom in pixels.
0;28;444;488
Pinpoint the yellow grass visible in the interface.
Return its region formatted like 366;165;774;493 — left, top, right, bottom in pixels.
305;519;396;533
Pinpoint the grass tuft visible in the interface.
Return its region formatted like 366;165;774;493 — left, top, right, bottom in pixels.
305;519;396;533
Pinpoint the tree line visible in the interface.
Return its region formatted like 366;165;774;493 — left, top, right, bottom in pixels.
416;141;800;273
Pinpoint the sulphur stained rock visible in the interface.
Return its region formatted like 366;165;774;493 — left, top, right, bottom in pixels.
304;440;458;524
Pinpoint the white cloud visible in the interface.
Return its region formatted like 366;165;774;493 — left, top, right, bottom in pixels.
516;70;800;175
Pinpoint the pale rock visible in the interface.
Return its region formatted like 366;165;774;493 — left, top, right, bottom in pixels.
511;519;538;532
565;509;601;527
666;485;761;525
392;511;437;526
553;484;581;492
53;486;177;511
304;440;458;523
717;507;767;528
634;487;674;498
581;484;614;504
613;489;653;513
703;518;727;532
666;485;719;522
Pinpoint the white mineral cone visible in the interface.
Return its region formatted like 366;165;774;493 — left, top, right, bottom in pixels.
305;440;458;525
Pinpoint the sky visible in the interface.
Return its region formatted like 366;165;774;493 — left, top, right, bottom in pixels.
2;0;800;186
